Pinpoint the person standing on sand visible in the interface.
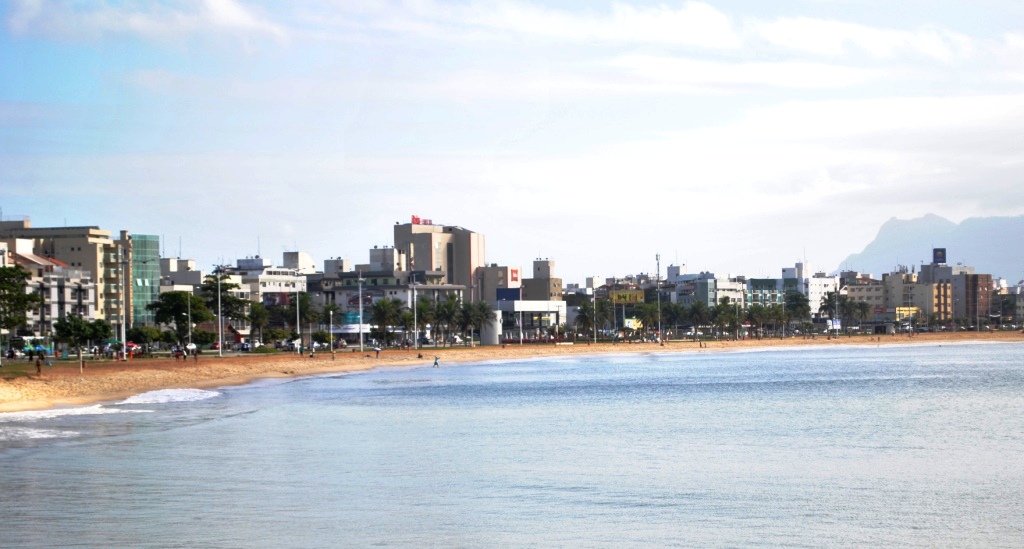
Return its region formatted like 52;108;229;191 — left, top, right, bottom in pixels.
433;356;439;368
35;356;42;376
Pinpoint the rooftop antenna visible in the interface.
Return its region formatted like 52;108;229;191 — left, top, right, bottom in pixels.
257;235;261;257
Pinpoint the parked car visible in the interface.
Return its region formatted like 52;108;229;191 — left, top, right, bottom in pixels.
418;336;434;345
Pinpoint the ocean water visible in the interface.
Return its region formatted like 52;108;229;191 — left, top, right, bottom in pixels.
2;342;1023;548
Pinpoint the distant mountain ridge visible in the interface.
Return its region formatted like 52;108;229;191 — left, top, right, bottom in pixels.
838;214;1024;281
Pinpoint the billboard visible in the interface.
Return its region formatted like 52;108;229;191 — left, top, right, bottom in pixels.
933;248;947;264
496;288;523;301
510;268;519;282
610;290;644;304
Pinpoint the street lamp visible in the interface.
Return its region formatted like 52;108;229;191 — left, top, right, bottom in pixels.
329;308;333;354
296;286;301;355
358;272;365;352
120;251;128;361
411;279;419;350
656;254;662;344
213;265;226;358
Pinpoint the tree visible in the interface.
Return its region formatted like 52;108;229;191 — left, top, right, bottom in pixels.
192;329;216;347
147;291;213;345
688;301;711;340
638;302;659;339
459;300;495;347
53;315;112;373
416;296;437;345
370;297;403;347
662;302;686;339
784;291;810;331
434;296;461;347
746;303;766;338
574;300;595;341
0;265;43;364
200;274;248;322
595;298;614;338
248;302;270;344
126;326;162;349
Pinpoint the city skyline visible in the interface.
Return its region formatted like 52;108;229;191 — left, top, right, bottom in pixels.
4;1;1024;282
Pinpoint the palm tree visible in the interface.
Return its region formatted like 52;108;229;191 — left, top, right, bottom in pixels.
855;301;871;330
370;298;403;347
688;301;711;340
638;302;659;340
595;298;614;339
435;295;461;347
746;303;766;339
463;300;495;347
661;302;685;339
417;296;437;345
398;310;415;346
574;300;596;342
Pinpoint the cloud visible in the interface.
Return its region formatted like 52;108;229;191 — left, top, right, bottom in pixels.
748;17;974;62
292;0;741;49
5;0;285;41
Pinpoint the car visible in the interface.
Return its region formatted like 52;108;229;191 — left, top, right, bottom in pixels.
186;343;197;352
211;342;220;350
418;336;434;345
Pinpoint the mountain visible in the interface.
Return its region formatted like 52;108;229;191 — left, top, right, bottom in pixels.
838;214;1024;281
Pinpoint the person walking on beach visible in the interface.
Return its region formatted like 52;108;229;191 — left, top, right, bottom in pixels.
35;356;42;376
433;356;440;368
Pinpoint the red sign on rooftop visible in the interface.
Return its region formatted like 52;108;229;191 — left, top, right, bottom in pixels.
411;215;432;225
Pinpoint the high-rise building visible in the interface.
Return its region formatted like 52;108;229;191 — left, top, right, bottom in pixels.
393;217;485;294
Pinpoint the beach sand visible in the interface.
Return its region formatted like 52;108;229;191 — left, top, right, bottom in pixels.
2;331;1021;413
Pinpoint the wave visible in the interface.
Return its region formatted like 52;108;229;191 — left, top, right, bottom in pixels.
118;388;222;405
0;404;151;423
0;427;79;441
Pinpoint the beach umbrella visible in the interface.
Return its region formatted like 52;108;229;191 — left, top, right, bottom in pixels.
34;345;47;351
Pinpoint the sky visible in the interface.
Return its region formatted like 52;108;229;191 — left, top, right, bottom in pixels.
3;0;1024;284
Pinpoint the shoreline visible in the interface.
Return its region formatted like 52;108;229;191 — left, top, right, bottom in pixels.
2;331;1022;413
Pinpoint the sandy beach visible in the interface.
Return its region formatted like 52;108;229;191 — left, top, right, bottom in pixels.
2;331;1022;413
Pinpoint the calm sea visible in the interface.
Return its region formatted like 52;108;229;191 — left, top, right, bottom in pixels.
2;342;1023;548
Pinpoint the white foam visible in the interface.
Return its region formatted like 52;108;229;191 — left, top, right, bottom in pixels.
0;404;150;423
118;388;221;405
0;427;79;441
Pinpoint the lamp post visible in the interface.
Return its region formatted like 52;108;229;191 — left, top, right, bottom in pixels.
296;286;301;355
411;280;419;350
329;308;333;353
656;254;662;344
214;265;225;358
120;252;127;361
592;283;597;344
358;272;365;352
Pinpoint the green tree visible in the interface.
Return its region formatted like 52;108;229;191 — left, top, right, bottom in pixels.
574;300;596;341
434;296;461;347
147;291;213;345
370;297;403;347
459;300;495;347
192;329;216;347
784;291;810;331
248;302;270;345
595;298;614;338
126;325;162;350
688;301;711;340
0;265;43;364
53;315;112;373
415;296;437;345
200;273;248;322
638;302;659;339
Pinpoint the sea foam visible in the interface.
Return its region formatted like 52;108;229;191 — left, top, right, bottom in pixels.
118;388;221;405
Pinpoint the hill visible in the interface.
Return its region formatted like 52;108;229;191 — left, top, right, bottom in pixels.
838;214;1024;281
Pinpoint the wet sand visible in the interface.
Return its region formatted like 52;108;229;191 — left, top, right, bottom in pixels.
2;331;1021;413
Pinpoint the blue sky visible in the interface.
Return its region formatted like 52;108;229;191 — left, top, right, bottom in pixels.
3;0;1024;283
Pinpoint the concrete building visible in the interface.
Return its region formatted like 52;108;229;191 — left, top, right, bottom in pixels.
522;259;562;301
393;217;485;295
0;218;129;331
131;234;161;327
478;264;523;302
283;251;316;275
4;239;97;336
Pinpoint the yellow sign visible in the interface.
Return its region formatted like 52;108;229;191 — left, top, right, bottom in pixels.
610;290;645;304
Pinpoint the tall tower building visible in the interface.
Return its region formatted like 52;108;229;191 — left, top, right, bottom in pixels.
393;216;485;296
